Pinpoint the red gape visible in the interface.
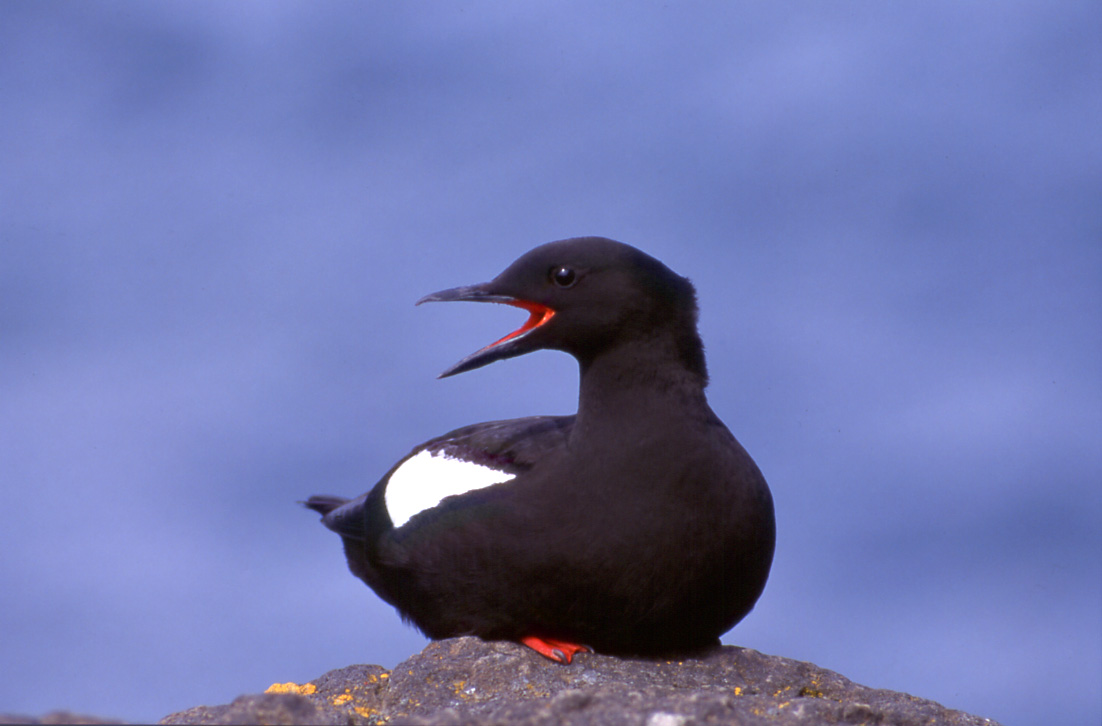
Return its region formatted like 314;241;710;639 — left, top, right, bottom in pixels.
485;300;556;349
520;636;592;664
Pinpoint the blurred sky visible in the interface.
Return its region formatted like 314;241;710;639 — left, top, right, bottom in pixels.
1;3;1099;725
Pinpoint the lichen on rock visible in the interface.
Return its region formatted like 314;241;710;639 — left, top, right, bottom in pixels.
153;637;1002;726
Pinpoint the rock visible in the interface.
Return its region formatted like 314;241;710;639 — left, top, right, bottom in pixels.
158;637;1003;725
0;713;126;725
158;693;340;726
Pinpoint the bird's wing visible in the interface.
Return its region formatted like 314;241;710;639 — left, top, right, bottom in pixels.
418;414;575;473
307;415;575;541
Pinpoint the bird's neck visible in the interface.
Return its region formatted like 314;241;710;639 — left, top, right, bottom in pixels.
574;335;710;436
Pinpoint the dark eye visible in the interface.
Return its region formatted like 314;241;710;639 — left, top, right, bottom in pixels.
550;266;577;288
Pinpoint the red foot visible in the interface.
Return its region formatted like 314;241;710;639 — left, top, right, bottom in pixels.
520;635;591;664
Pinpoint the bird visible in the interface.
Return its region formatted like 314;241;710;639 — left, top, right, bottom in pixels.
305;236;775;664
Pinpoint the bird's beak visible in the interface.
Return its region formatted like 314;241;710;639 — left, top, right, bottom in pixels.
416;283;556;378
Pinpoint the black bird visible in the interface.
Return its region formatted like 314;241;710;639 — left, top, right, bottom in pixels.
305;237;775;663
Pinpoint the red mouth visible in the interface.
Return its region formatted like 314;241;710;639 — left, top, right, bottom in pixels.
486;300;556;349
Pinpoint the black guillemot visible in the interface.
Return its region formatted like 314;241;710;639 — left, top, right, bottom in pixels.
305;237;775;664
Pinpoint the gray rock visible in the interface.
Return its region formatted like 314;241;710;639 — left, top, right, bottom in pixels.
158;637;1003;726
0;712;126;725
158;693;341;726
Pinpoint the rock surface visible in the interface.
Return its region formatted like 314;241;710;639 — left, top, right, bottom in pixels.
153;637;1002;726
0;713;125;725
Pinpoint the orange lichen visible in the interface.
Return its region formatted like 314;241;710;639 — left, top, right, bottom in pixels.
264;682;317;696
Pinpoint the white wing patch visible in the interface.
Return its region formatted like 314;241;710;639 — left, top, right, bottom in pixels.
384;449;516;528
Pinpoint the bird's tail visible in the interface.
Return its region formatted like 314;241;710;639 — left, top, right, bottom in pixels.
301;495;349;516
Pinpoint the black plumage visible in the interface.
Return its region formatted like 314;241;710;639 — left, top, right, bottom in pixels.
305;237;775;660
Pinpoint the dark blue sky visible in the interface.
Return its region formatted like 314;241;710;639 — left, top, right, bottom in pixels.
1;3;1099;725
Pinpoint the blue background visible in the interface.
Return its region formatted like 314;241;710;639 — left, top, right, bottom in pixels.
2;3;1099;725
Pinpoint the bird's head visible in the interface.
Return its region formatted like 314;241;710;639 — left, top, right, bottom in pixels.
418;236;706;381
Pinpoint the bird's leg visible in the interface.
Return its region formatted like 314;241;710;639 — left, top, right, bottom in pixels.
520;636;591;664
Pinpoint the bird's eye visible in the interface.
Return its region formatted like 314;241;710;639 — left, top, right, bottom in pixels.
550;266;577;288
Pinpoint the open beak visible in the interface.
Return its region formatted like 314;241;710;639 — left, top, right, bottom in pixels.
416;283;556;378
